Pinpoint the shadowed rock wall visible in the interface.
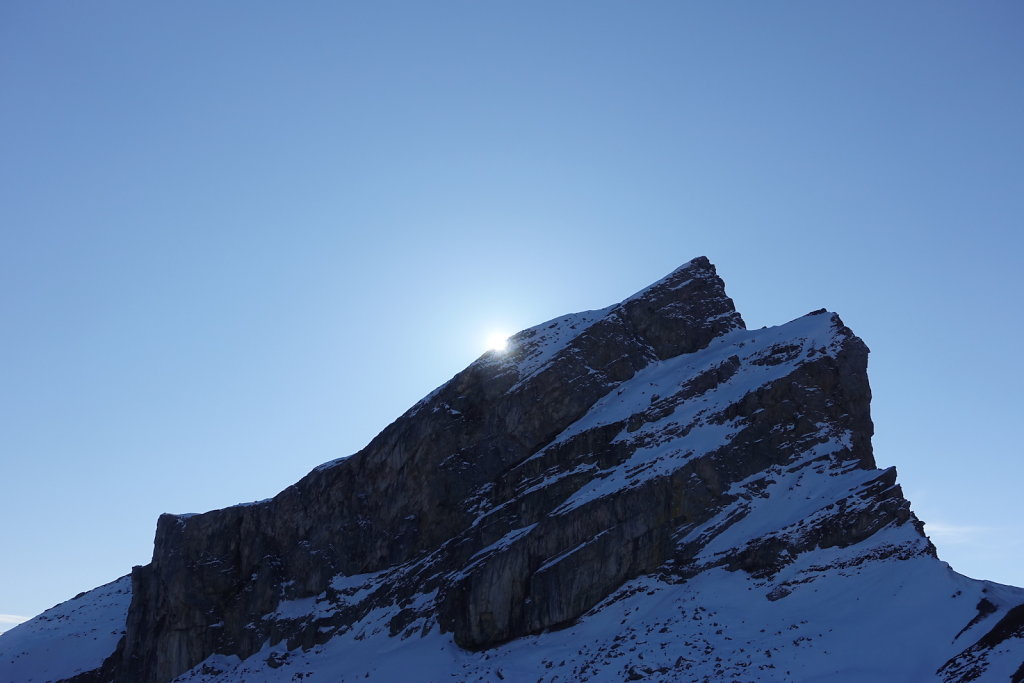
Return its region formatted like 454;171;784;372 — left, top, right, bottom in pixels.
107;257;931;683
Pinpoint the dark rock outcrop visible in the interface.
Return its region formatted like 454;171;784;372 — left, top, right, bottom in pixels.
119;257;751;681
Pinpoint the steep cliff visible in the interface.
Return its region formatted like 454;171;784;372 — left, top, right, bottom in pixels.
3;257;1022;682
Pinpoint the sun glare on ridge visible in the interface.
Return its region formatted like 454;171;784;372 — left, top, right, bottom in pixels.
486;331;510;353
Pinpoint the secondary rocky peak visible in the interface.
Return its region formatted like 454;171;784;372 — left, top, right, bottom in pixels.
616;256;746;360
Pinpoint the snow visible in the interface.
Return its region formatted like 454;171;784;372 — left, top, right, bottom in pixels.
266;570;389;623
0;575;131;682
536;530;610;574
467;524;537;563
544;312;848;514
497;307;614;390
553;311;842;444
168;549;1024;682
453;524;539;579
684;444;879;563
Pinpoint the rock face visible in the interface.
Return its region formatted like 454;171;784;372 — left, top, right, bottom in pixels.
120;257;748;681
3;257;1023;682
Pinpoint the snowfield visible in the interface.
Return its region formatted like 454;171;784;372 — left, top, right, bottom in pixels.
163;552;1023;682
0;576;130;682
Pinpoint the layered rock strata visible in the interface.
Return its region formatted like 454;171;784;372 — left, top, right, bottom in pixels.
3;257;1021;683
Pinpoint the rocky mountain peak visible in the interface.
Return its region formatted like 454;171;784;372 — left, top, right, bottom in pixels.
614;255;745;359
3;258;1021;683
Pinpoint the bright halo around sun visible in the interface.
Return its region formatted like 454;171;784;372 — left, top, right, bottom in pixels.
485;331;510;353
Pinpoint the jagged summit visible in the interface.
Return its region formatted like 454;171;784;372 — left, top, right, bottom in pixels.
2;258;1022;683
485;256;745;384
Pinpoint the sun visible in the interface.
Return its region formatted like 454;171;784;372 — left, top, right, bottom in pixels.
485;331;510;353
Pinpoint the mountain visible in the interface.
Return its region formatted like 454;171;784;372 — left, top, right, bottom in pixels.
2;257;1022;682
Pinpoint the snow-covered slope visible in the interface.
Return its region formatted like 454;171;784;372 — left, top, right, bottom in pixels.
3;257;1021;682
166;556;1023;683
0;576;130;682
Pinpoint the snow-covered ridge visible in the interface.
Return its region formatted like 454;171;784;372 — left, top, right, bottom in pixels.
475;255;741;393
551;310;846;443
488;306;615;389
485;310;853;520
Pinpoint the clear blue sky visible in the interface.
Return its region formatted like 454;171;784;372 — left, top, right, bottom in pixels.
2;1;1022;627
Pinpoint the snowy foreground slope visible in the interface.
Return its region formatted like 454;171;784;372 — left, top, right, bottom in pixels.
169;555;1023;683
0;576;130;682
3;257;1022;682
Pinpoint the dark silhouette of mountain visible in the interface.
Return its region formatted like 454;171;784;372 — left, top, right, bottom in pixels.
3;258;1022;682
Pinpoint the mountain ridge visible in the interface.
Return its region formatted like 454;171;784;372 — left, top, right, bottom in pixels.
2;257;1022;682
